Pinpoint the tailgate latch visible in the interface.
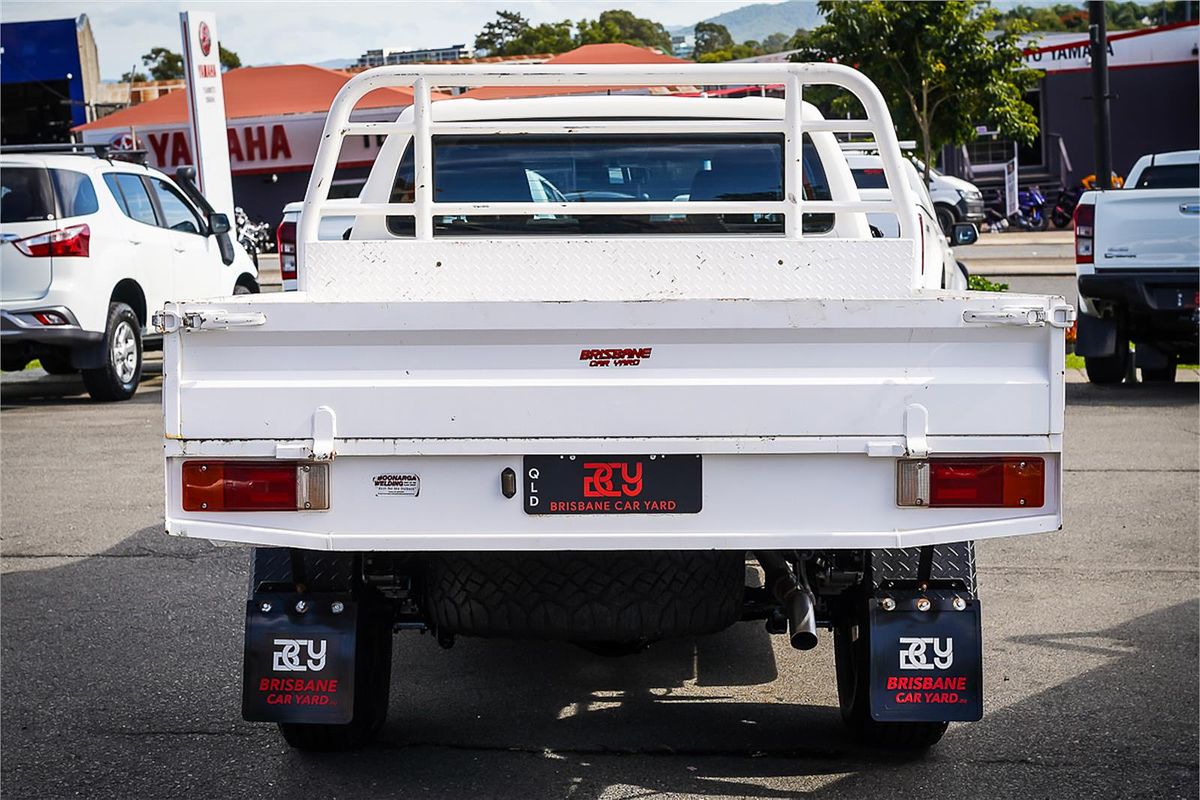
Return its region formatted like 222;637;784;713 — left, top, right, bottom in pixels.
152;309;266;333
962;305;1075;328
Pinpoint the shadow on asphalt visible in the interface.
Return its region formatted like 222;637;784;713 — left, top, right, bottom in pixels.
2;523;1197;798
0;362;162;408
1066;381;1199;408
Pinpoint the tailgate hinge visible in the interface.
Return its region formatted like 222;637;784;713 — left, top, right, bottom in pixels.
904;403;929;458
962;304;1075;328
275;406;337;461
152;309;266;333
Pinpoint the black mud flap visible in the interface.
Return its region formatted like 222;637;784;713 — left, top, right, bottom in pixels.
868;598;983;723
242;592;357;724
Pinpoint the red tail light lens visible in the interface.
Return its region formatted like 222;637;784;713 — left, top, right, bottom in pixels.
898;457;1045;508
13;224;90;258
182;461;328;511
1073;203;1094;264
276;220;297;281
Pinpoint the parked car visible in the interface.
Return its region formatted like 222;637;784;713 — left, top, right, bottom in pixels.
1073;149;1199;383
909;156;985;234
1;145;258;400
157;65;1071;754
845;151;975;291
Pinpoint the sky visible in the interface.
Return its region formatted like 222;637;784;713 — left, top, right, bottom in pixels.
1;0;771;79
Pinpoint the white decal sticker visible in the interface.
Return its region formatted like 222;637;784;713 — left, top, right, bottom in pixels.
373;473;420;497
899;637;954;671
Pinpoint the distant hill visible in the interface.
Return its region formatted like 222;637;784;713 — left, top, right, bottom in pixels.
671;1;823;42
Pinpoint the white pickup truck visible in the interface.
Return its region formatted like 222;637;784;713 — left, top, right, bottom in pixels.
156;64;1072;753
1074;149;1200;383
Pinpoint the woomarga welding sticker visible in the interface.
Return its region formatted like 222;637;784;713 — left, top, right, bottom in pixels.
373;473;420;497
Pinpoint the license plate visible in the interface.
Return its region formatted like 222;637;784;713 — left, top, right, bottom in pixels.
242;592;356;724
523;454;702;515
868;600;983;722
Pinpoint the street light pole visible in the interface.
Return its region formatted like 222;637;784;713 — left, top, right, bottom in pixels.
1088;0;1112;189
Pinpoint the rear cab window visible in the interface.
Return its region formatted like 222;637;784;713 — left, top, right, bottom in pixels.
1133;163;1200;189
1;167;98;223
386;132;834;237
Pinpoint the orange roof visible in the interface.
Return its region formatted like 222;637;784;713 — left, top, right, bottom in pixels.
75;64;428;131
460;43;687;101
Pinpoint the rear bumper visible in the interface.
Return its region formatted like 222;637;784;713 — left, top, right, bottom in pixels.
0;307;102;347
1077;270;1199;340
163;441;1063;552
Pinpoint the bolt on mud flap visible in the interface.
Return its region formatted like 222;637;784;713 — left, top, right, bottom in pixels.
242;592;357;724
868;598;984;723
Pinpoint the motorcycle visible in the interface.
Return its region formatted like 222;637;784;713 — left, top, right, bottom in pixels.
1013;185;1048;231
234;206;274;266
1052;173;1125;229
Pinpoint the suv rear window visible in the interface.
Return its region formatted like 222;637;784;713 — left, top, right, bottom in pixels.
386;133;834;237
1133;164;1200;189
851;168;888;190
1;167;98;222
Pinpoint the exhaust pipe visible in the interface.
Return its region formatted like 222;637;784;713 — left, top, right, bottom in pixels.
756;551;819;650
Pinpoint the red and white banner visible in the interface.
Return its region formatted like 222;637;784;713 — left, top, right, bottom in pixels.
1023;21;1199;73
80;111;401;176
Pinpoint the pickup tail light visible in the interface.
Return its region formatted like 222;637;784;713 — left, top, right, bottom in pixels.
182;461;328;511
1073;203;1094;264
276;220;297;281
898;457;1044;508
13;224;90;258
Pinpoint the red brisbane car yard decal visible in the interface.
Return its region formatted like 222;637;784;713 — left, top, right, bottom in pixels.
256;677;340;706
885;675;972;706
580;347;652;367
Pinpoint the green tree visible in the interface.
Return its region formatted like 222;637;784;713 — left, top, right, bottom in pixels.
697;42;762;63
473;10;581;56
795;1;1041;183
141;46;184;80
760;32;792;53
219;45;241;71
474;10;532;55
693;21;734;59
576;9;673;53
120;67;148;83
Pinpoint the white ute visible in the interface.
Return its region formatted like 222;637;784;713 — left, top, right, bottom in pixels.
157;64;1072;753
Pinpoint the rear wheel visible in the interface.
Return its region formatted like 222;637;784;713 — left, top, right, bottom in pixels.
1142;357;1178;383
250;549;395;752
1084;336;1129;385
834;613;949;750
277;599;393;751
81;303;141;401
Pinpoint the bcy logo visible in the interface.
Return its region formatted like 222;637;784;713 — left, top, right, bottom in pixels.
898;637;954;670
582;461;643;498
272;638;327;672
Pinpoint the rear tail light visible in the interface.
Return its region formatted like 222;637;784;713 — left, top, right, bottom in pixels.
33;311;68;326
1073;203;1094;264
182;461;328;511
276;220;297;281
898;457;1044;508
13;224;90;258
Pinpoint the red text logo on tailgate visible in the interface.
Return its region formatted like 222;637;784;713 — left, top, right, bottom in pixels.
583;462;644;498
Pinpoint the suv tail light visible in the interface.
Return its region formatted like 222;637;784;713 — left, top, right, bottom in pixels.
897;457;1044;508
276;220;297;281
13;224;90;258
1073;203;1094;264
182;461;328;511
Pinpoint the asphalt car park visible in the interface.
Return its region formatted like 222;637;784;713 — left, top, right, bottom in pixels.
1;346;1196;799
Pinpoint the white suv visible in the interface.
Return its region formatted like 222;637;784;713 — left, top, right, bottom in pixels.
1;146;258;400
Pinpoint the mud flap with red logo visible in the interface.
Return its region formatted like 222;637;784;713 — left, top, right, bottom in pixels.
868;598;983;722
242;592;357;724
